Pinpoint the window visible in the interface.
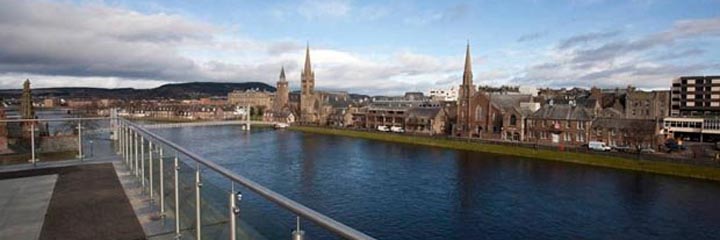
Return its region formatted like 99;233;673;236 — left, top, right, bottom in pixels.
510;115;517;126
475;106;483;120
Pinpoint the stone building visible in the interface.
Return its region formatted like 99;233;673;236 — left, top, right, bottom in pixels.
404;107;446;135
454;44;535;140
21;79;34;119
625;88;669;119
298;45;336;125
525;104;594;146
227;89;274;112
274;66;290;112
591;118;659;149
264;67;295;124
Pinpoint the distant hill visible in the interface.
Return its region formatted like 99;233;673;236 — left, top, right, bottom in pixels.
0;82;275;99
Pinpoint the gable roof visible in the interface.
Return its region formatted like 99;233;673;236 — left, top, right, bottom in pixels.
529;104;594;120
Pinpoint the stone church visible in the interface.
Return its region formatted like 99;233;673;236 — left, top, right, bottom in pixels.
298;45;332;125
455;44;535;139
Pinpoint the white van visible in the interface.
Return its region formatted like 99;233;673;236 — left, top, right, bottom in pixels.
588;141;612;151
377;125;390;132
390;126;404;133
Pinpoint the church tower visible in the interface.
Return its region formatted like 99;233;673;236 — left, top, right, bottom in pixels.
457;43;475;136
273;66;289;112
301;44;315;95
299;43;318;124
21;79;34;120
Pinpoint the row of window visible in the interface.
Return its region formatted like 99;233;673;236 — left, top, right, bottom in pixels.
527;120;587;129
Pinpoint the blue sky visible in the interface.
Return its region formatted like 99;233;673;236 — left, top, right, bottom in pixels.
0;0;719;94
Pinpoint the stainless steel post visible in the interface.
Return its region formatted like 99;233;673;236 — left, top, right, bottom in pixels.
135;131;139;177
122;126;126;163
159;147;165;216
292;216;305;240
117;122;121;155
77;121;83;160
229;183;237;240
149;141;154;200
141;135;145;189
174;155;180;238
30;123;36;167
195;163;202;240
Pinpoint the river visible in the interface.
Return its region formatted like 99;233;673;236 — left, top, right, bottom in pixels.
152;125;720;239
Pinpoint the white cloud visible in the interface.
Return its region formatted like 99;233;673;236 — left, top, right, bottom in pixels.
297;0;352;20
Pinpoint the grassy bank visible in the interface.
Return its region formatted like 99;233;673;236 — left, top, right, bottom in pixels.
290;126;720;182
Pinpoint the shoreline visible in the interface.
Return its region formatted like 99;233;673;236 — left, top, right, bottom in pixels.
289;126;720;182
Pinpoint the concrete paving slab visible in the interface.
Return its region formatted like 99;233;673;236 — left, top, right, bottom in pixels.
0;175;57;240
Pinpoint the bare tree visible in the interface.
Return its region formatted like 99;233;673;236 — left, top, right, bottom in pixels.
623;120;655;151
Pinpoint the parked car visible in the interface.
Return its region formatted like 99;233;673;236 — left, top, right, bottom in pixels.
665;139;686;152
390;126;404;133
612;145;632;152
377;125;390;132
588;141;612;151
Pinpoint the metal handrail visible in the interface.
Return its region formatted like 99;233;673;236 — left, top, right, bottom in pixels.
120;117;375;240
0;117;111;123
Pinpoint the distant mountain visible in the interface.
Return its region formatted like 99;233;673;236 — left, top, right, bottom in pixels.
0;82;276;99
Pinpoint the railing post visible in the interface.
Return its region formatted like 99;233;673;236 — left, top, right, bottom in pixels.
195;163;202;240
126;127;131;166
30;122;36;167
141;135;146;189
119;123;124;157
135;131;139;177
159;147;165;217
149;141;154;201
77;121;83;160
122;126;126;163
229;183;238;240
292;216;305;240
174;155;181;239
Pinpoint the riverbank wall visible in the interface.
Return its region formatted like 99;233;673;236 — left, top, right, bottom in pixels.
289;126;720;182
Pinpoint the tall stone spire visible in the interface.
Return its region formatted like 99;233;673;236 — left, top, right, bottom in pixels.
279;66;286;82
303;42;312;74
462;42;473;85
457;43;476;137
301;42;315;95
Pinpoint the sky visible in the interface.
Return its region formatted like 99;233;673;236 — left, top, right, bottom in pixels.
0;0;719;95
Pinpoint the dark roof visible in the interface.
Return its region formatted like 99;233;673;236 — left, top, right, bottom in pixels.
405;107;442;119
593;118;655;129
490;94;532;109
529;104;593;120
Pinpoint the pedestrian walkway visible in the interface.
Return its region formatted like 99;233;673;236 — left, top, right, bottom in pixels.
0;163;145;240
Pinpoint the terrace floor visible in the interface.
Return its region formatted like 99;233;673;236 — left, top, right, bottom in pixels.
0;162;146;240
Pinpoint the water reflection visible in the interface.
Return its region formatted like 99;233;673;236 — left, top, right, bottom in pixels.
153;126;720;240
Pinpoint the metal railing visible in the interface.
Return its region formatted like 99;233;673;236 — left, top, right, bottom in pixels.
116;117;375;240
0;117;112;167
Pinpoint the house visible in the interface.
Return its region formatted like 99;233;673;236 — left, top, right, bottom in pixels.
525;103;594;146
404;107;446;135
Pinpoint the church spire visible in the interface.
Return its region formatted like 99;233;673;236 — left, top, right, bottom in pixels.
462;42;473;85
279;66;286;81
303;42;312;74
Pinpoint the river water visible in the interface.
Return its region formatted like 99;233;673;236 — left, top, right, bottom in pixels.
152;125;720;239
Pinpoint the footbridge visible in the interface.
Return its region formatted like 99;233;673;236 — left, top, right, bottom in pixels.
142;120;276;129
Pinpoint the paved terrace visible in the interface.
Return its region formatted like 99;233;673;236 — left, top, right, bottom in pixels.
0;159;171;240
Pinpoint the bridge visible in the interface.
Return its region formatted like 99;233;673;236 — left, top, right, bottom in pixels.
142;120;276;129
